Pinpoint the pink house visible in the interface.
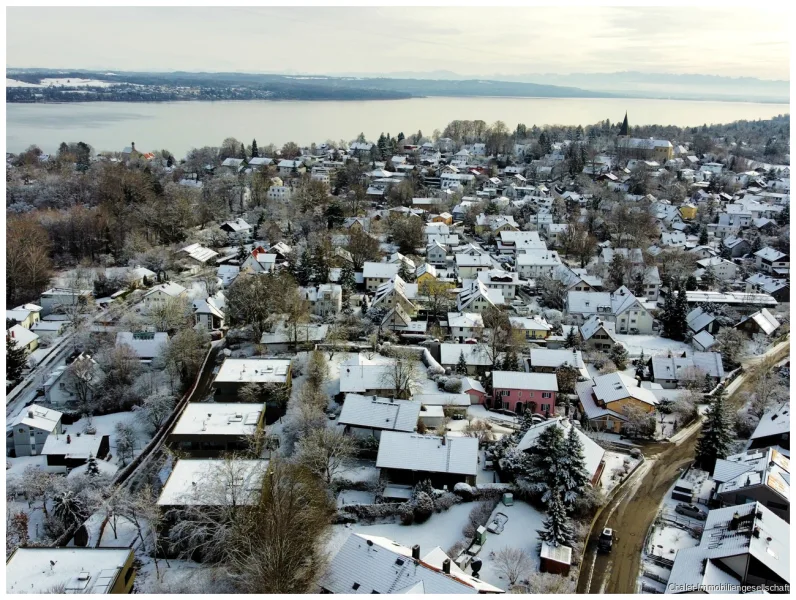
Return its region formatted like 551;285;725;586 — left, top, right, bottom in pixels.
460;377;486;405
491;371;558;416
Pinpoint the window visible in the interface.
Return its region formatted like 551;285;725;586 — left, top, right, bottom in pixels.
542;404;550;412
542;392;552;399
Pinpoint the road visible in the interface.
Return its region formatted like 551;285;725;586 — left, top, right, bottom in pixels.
577;339;789;594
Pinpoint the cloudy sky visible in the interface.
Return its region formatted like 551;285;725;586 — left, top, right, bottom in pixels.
6;6;790;80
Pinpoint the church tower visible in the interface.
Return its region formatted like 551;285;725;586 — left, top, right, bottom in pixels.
618;112;629;137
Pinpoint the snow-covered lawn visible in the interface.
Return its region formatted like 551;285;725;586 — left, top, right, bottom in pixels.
614;334;691;357
6;454;47;480
600;451;641;493
468;501;546;589
337;490;376;508
336;458;380;484
134;558;210;594
67;411;152;467
328;501;474;558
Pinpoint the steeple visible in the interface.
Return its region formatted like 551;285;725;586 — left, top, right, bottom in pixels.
618;112;629;137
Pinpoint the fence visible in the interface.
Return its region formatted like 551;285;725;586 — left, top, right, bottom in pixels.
646;554;675;570
643;570;670;585
641;582;663;594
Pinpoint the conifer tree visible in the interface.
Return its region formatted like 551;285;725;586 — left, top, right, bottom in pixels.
563;328;581;350
340;264;356;293
6;335;28;384
673;286;688;340
397;261;411;283
456;350;469;375
240;143;246;159
695;390;733;473
501;348;520;372
524;424;567;506
251;139;259;158
86;454;100;478
609;343;629;370
561;426;590;507
699;226;708;246
538;492;575;547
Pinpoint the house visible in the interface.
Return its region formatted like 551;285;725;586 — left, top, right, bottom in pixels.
115;331;169;362
457;280;502;312
686;306;720;336
141;282;187;311
180;243;219;265
217;264;240;288
439;343;492;375
39;287;93;316
516;418;605;485
579;316;618;351
565;286;653;334
735;308;780;338
649;352;725;389
338;394;420;440
192;293;225;330
415;263;438;284
42;354;104;407
711;447;789;522
575;372;658;433
722;235;752;258
363;262;401;292
516;250;561;279
491;371;558;415
167;403;265;457
684;290;777;308
460;377;487;405
247;156;273;169
754;247;789;274
749;401;789;452
220;157;245;173
260;322;329;352
666;502;788;593
695;256;738;281
371;276;417;316
30;319;68;341
338;359;414;398
9;405;63;457
476;269;522;300
157;459;266;507
277;159;305;175
6;303;42;329
41;432;110;471
506;316;550;342
446;312;484;340
6;547;136;594
745;274;789;302
376;431;479;487
426;240;449;266
241;246;277;274
7;324;39;354
526;349;589;379
617;137;674;161
212;358;292;401
219;218;253;241
319;533;504;594
454;253;493;279
692;330;717;352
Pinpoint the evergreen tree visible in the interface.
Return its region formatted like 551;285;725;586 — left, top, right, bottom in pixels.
310;247;330;284
86;454;100;477
609;343;629;370
501;348;520;372
563;328;581;350
751;235;762;252
685;275;698;291
635;350;646;378
240;143;247;159
456;350;469;375
561;426;590;507
251;138;259;158
236;243;248;261
295;248;313;286
523;424;567;506
6;335;28;384
701;265;717;289
538;492;575;547
719;244;732;261
608;254;628;288
695;390;732;473
341;294;353;315
631;271;645;298
673;287;688;341
661;290;676;339
775;204;789;226
699;226;708;246
397;261;411;283
340;264;356;293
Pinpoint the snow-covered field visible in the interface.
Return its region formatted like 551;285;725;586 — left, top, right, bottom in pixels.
614;334;692;357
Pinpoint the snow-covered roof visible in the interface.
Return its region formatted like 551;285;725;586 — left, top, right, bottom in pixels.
439;343;492;367
750;401;789;443
754;247;788;262
460;377;485;395
508;316;552;332
376;432;478;476
579;315;617;342
566;286;641;317
320;533;501;594
591;372;658;406
692;329;716;350
363;261;401;280
220;217;252;232
446;312;484;329
143;281;187;299
6;547;134;594
11;404;62;432
745;274;788;294
411;393;471;407
115;331;169;360
738;308;780;336
158;459;267;506
171;403;263;437
41;432;105;460
338;394;420;432
651;352;724;381
492;371;558;392
667;502;789;592
713;447;789;502
686;307;716;333
528;349;586;371
517;418;604;479
214;358;292;384
180;243;219;263
7;324;38;349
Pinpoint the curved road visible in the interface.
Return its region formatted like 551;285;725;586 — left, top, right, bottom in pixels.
577;340;789;594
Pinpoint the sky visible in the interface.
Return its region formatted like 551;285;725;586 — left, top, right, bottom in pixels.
6;6;791;80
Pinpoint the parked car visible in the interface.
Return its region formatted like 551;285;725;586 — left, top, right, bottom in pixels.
675;503;707;520
598;528;614;553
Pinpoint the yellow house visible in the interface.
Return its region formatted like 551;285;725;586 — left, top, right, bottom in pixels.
509;316;552;341
416;263;438;285
7;325;39;354
575;372;658;433
432;212;453;225
6;547;136;593
679;203;698;221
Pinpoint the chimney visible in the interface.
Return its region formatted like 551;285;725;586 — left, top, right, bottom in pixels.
66;434;71;444
441;435;446;446
442;559;451;574
11;330;14;338
28;411;34;419
729;512;741;530
131;142;135;151
412;544;420;560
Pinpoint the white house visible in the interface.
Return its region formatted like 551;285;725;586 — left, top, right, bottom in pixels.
142;282;187;311
241;247;277;274
446;312;484;339
363;262;401;292
566;286;653;334
516;250;561;279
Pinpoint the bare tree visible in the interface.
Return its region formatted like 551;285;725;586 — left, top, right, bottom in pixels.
147;296;190;332
493;546;534;588
380;350;421;399
526;571;576;594
295;428;356;484
136;392;176;433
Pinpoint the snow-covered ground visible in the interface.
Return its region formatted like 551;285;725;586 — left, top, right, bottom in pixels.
67;411;152;467
336;458;380;484
337;490;376;508
600;451;641;493
465;501;546;589
328;501;474;558
614;334;692;357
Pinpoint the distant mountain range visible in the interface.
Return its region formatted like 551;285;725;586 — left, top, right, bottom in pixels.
6;68;789;104
330;70;790;103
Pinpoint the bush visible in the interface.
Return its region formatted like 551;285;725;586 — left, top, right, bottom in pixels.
453;482;475;500
399;503;415;525
444;378;463;393
435;492;459;512
462;498;499;537
413;492;434;523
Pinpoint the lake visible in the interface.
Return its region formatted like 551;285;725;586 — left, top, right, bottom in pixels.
6;96;789;158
